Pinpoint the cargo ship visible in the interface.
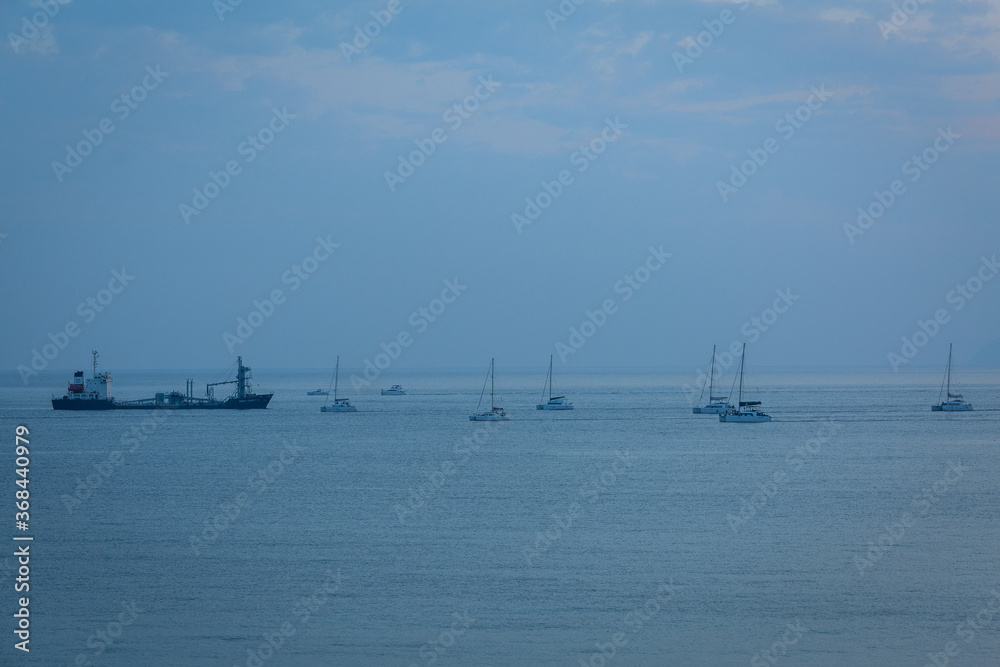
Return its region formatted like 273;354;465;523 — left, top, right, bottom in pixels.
52;351;273;410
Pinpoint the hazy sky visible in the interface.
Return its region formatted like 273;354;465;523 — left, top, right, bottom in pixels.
2;0;999;375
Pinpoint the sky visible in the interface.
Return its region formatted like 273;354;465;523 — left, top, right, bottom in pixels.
2;0;1000;376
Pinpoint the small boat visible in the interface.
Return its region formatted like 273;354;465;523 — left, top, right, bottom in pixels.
381;385;406;396
932;343;973;412
693;344;734;414
719;344;771;423
469;358;509;421
321;356;357;413
537;354;573;410
307;389;329;396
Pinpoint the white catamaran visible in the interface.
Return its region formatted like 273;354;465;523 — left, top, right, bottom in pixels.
537;354;573;410
470;358;509;421
932;343;973;412
693;344;734;414
321;356;357;413
719;344;771;423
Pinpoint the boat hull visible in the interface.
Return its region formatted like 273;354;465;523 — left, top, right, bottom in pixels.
693;404;732;414
537;403;573;410
51;398;116;411
469;413;508;421
321;405;357;413
52;394;272;410
720;412;771;423
932;403;973;412
381;390;406;396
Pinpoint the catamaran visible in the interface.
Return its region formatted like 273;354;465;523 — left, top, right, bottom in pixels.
693;344;734;414
719;344;771;423
321;356;357;413
470;358;509;421
537;354;573;410
932;343;973;412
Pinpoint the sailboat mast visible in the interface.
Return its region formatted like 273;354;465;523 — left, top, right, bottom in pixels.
738;344;745;406
709;345;716;398
334;356;340;401
491;358;495;410
947;344;952;397
549;354;554;400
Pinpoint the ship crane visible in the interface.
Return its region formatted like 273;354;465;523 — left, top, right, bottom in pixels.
205;356;252;401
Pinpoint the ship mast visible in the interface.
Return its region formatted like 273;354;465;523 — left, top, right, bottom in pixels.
92;350;99;378
709;345;716;400
738;344;745;408
946;344;952;398
549;355;553;401
237;356;246;399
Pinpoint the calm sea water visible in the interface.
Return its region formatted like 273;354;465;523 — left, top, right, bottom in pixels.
1;368;999;666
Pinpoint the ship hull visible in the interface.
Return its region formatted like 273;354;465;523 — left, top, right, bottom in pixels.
51;398;116;411
52;394;273;410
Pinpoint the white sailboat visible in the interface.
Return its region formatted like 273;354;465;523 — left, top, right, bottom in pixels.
320;356;357;413
469;358;509;421
537;354;573;410
719;344;771;423
693;344;734;414
932;343;973;412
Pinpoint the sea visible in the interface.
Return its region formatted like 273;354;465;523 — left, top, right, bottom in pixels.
1;367;998;666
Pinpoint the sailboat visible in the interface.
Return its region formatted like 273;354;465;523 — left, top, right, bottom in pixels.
469;358;509;421
320;356;357;413
537;354;573;410
719;344;771;423
932;343;973;412
693;345;734;414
